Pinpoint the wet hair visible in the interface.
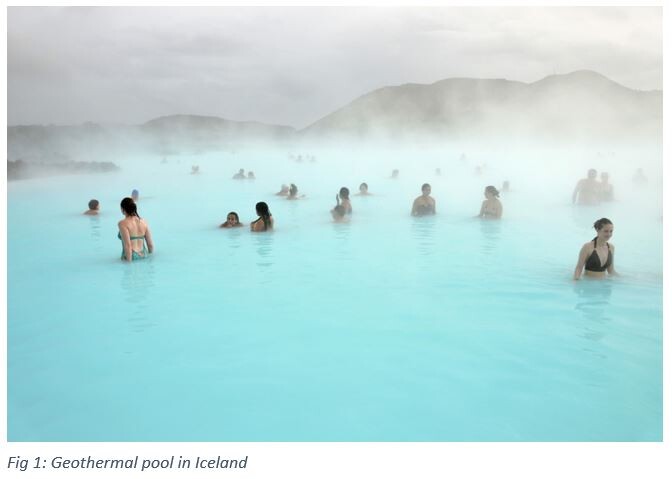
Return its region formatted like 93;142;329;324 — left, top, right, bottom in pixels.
131;189;139;197
485;185;500;198
339;187;350;199
359;182;368;190
421;183;431;190
289;184;298;196
227;211;240;224
120;197;140;217
593;218;613;231
255;202;272;230
88;199;99;210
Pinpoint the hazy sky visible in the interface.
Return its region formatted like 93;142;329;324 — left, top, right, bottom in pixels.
7;6;662;128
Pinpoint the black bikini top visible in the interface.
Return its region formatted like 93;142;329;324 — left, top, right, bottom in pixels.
585;238;612;272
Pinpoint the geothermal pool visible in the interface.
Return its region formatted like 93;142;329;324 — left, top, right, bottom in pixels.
7;146;663;441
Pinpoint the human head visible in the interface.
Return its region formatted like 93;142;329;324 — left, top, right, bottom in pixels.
289;184;298;196
239;168;244;174
120;197;139;217
256;202;270;217
587;169;597;179
339;187;350;200
131;189;139;201
392;169;399;177
248;171;255;178
485;185;500;198
359;182;368;193
421;183;431;195
593;218;614;240
502;181;510;192
88;199;99;210
226;212;240;225
280;184;288;192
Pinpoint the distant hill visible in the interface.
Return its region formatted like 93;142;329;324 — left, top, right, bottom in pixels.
7;71;663;163
299;70;662;142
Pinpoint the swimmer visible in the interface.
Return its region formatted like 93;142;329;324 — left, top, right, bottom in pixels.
247;171;256;180
599;172;614;202
390;169;399;179
275;184;290;196
232;168;246;180
411;183;436;216
573;218;618;280
502;181;510;193
83;199;100;216
191;165;200;174
251;202;273;232
435;168;441;176
220;211;243;228
355;182;372;196
287;183;304;200
131;189;139;202
572;169;600;205
118;197;154;262
476;186;503;219
338;187;352;214
331;204;349;223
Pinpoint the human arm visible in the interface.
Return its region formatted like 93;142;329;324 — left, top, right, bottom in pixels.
607;244;618;276
573;244;590;280
118;222;133;262
144;223;154;254
572;181;580;204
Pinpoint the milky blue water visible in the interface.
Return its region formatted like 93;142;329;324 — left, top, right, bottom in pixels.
7;146;663;441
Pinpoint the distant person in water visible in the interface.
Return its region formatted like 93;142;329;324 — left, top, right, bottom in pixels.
476;186;503;219
287;183;304;200
411;183;436;216
633;168;648;185
474;166;483;176
356;182;371;196
118;197;154;262
338;187;352;214
131;189;140;202
572;169;600;205
573;218;617;280
390;169;399;179
502;181;510;193
232;168;246;179
275;184;290;196
220;211;243;228
191;165;200;175
331;204;349;223
247;171;256;180
599;172;614;202
435;168;441;176
83;199;100;216
251;202;273;232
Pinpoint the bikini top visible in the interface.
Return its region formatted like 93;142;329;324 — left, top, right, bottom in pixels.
585;238;612;272
117;232;145;241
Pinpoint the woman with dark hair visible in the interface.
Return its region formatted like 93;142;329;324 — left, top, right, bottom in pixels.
118;197;154;261
477;185;503;219
251;202;273;232
355;182;371;196
287;183;301;200
338;187;352;214
220;211;243;228
573;218;617;280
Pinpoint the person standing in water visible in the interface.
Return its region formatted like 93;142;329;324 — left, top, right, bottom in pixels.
573;218;617;280
599;172;614;202
287;184;304;200
355;182;372;196
572;169;600;205
275;184;290;196
411;183;436;216
251;202;273;232
83;199;100;216
118;197;154;261
476;186;503;219
131;189;140;202
337;187;352;214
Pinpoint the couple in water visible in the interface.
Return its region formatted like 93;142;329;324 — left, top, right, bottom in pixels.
572;169;614;205
221;202;273;232
411;184;503;218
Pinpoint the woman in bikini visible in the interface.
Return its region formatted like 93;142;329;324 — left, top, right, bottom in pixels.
573;218;618;280
118;197;154;261
476;186;503;219
251;202;274;232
